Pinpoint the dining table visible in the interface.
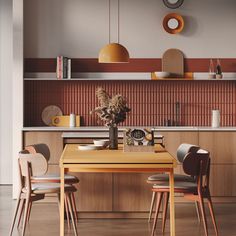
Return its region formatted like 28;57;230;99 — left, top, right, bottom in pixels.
60;144;177;236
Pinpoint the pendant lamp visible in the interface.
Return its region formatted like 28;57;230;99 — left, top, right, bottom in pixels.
99;0;130;63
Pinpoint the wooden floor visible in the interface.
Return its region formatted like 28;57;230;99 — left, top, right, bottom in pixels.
1;186;236;236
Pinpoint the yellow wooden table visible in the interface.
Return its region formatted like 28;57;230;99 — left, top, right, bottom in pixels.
60;144;177;236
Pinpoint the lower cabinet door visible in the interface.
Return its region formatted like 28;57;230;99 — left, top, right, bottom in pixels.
72;173;113;212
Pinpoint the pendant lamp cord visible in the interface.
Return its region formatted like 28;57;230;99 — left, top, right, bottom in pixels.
109;0;120;44
109;0;111;44
118;0;120;44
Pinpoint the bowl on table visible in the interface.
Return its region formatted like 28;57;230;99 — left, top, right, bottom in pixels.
93;139;110;148
78;144;103;151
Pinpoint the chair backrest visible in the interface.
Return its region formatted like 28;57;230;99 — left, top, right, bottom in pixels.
25;143;50;162
182;149;210;177
18;153;48;177
176;143;200;163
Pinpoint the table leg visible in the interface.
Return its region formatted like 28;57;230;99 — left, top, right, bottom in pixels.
169;169;175;236
60;167;65;236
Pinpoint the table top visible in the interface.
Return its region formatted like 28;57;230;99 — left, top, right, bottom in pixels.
60;144;177;167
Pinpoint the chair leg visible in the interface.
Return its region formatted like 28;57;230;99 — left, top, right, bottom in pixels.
64;195;71;229
198;195;208;236
148;191;157;222
9;194;21;235
17;199;25;228
151;192;163;236
27;201;32;222
71;192;78;222
67;193;78;236
162;192;169;233
195;201;201;223
207;196;218;236
22;196;30;236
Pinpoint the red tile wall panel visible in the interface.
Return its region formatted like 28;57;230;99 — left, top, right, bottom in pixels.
24;80;236;127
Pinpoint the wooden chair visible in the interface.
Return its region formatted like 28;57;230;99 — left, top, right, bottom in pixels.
147;143;200;222
151;149;218;236
9;152;78;236
25;143;79;222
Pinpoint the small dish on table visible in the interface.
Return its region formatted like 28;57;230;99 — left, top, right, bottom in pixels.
93;139;110;148
78;144;103;151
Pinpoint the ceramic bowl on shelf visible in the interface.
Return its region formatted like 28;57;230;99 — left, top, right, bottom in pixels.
78;144;103;151
154;71;171;78
93;139;110;148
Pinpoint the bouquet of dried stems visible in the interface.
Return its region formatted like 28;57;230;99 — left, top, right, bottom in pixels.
90;87;131;127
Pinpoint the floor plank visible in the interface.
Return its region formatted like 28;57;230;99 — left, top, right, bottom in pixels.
1;186;236;236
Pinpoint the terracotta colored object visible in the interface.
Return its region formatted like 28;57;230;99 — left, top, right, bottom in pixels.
98;43;129;63
163;13;184;34
162;48;184;77
24;58;236;73
24;80;236;127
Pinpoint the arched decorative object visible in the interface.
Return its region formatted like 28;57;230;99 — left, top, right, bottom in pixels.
163;13;184;34
163;0;184;9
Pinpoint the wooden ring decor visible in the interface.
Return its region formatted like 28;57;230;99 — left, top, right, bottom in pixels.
163;0;184;9
163;13;184;34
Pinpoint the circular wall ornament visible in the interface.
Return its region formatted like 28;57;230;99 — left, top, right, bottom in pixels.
163;13;184;34
163;0;184;9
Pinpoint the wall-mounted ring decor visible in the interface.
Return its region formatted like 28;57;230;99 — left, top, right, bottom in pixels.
163;0;184;9
163;13;184;34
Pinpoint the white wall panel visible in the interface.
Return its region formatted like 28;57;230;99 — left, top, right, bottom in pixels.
24;0;236;58
0;0;13;184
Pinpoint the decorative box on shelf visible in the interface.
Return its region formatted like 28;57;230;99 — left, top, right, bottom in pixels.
123;128;155;152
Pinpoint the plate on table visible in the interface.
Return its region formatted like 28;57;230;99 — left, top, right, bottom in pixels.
78;145;103;151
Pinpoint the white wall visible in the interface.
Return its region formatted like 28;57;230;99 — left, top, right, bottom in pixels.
24;0;236;58
4;0;236;186
0;0;13;184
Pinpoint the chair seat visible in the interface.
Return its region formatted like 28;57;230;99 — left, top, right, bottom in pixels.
23;183;76;194
147;174;194;184
153;181;197;190
31;174;79;184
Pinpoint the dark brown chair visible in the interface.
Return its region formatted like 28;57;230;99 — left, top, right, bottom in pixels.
151;149;218;236
147;143;200;222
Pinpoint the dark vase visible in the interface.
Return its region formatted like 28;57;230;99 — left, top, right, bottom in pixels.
109;126;118;150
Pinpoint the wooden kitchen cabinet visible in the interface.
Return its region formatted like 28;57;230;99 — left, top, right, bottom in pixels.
73;173;113;212
23;130;236;213
199;131;236;197
113;173;153;212
159;131;199;157
158;131;199;176
199;131;236;164
210;164;236;196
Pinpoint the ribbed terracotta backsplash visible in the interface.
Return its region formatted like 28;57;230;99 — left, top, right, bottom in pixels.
24;80;236;127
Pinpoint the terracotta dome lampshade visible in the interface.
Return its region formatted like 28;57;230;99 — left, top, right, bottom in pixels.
98;43;130;63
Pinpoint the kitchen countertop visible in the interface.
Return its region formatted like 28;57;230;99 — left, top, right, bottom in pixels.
22;126;236;132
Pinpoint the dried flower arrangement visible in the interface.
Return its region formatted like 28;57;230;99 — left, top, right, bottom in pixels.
90;87;131;127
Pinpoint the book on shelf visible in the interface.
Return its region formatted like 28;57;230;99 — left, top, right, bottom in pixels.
56;56;72;80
